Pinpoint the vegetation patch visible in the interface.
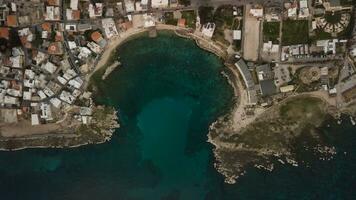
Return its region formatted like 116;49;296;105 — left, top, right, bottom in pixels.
210;96;330;183
280;97;325;122
181;10;196;29
213;5;234;29
198;6;214;25
282;20;309;45
340;0;354;6
212;5;235;45
178;0;190;6
164;12;177;26
311;29;333;41
324;12;342;24
263;21;280;44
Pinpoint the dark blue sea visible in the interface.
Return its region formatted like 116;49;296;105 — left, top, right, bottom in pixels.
0;33;354;200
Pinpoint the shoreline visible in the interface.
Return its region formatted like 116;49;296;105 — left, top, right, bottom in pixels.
208;90;356;184
0;24;235;151
0;105;119;151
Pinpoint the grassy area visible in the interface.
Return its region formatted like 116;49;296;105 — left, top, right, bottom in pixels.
198;6;214;25
311;29;333;41
263;21;280;44
282;20;309;45
231;96;326;150
211;5;235;45
324;12;342;24
340;0;354;6
231;18;241;30
234;40;241;51
280;97;324;121
178;0;190;6
164;12;177;26
213;5;235;29
181;10;196;29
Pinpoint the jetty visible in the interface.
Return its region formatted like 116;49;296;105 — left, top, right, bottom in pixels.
102;61;121;80
148;27;157;38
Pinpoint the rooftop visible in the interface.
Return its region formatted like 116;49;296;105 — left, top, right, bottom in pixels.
6;15;17;27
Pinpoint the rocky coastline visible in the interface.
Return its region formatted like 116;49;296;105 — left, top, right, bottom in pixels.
0;105;119;151
208;94;356;184
0;25;227;152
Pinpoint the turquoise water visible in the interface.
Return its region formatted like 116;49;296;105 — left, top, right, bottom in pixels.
0;33;355;200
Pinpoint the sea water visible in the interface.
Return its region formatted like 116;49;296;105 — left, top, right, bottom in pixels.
0;32;354;200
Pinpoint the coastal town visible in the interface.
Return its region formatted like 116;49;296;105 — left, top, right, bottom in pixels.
0;0;355;180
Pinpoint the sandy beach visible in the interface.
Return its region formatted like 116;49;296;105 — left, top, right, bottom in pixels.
90;28;148;76
89;23;228;80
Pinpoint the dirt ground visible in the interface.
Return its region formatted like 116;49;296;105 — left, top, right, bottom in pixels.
0;120;64;137
0;109;18;123
243;4;261;61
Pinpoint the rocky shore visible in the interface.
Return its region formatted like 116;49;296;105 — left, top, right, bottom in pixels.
208;95;355;184
0;105;119;151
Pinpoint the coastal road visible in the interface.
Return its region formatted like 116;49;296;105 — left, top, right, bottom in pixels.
191;0;270;7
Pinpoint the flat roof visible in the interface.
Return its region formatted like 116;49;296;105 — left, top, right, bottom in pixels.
235;59;255;90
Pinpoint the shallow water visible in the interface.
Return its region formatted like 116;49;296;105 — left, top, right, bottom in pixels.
0;33;354;200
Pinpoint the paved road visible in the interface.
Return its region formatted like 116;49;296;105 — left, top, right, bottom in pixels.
191;0;280;7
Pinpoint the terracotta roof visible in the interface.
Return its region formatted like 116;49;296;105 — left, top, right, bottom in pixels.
47;0;59;6
6;15;18;27
41;22;52;32
20;36;27;45
123;21;133;30
47;42;63;55
55;31;63;42
72;10;81;20
0;27;9;39
177;18;186;27
48;43;57;53
91;31;102;42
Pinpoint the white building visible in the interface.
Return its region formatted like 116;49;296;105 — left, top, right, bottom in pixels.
87;42;102;54
263;41;279;53
299;0;310;18
288;7;297;18
68;77;83;89
57;76;68;85
233;30;241;40
31;114;40;125
23;91;32;100
10;55;23;68
70;0;79;10
317;39;338;54
68;41;77;50
125;0;135;13
144;14;155;28
50;97;61;108
102;18;119;39
33;51;47;64
63;69;77;80
250;8;263;18
37;90;47;100
151;0;169;8
78;47;92;59
4;95;19;105
60;91;76;104
201;23;215;38
45;6;60;21
40;103;53;121
89;3;103;18
41;62;57;73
